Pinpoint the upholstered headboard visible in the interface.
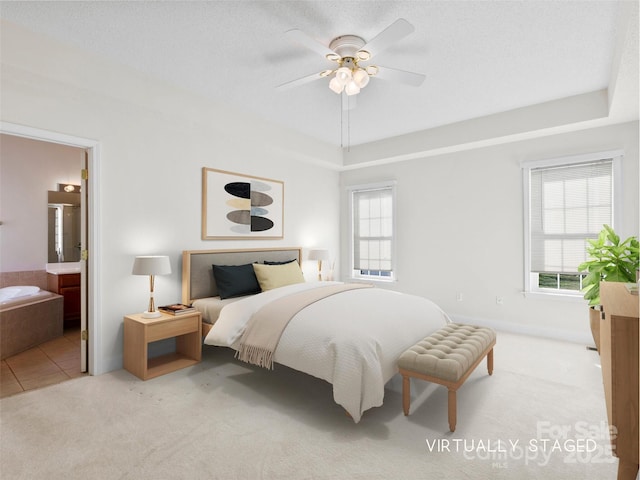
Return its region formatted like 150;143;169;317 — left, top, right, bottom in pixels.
181;247;302;305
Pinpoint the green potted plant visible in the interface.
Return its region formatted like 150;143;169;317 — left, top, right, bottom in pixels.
578;224;639;351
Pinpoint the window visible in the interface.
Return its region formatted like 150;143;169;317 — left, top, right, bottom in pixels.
349;182;395;281
523;150;622;297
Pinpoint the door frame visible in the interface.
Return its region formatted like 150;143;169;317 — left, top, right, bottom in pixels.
0;121;101;375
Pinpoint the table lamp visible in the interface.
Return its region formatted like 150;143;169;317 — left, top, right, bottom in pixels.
132;255;171;318
308;249;330;281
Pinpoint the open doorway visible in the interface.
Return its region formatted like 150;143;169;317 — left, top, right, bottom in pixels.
0;123;99;393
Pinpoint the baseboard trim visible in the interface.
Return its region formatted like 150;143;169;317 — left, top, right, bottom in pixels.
450;314;594;346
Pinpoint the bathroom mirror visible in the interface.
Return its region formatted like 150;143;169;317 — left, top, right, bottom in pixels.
47;191;81;263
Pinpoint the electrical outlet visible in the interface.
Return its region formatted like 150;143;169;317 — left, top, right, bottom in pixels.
456;292;463;302
496;296;504;305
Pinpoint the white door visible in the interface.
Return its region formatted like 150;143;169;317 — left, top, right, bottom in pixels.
80;150;89;372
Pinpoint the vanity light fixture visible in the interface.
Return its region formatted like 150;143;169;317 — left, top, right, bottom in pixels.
58;183;81;193
132;255;172;318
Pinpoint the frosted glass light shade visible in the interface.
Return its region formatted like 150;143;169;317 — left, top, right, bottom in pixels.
345;81;360;96
335;67;352;84
329;77;345;94
353;68;370;88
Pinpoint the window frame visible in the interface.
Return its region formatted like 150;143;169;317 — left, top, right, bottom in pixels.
347;181;397;283
521;150;623;300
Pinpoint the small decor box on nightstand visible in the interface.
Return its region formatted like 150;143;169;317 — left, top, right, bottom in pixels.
123;311;202;380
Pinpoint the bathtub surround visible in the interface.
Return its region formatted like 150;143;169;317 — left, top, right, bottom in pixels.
0;270;48;290
0;268;70;359
0;291;63;360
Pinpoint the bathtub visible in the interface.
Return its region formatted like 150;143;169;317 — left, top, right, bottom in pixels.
0;286;64;360
1;286;44;308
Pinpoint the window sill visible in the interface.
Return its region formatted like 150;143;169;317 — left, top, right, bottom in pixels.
349;276;396;284
523;291;588;303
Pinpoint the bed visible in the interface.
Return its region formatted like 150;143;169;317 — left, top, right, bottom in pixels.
182;247;450;422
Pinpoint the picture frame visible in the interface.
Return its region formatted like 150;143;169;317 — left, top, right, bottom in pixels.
202;167;284;240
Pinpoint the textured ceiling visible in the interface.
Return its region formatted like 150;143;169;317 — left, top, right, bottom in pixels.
0;1;630;148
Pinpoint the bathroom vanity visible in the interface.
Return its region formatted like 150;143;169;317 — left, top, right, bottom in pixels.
46;263;81;328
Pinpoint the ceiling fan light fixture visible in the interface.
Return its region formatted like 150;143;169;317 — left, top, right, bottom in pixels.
329;76;345;94
353;68;370;88
326;52;341;62
345;80;360;96
335;66;352;85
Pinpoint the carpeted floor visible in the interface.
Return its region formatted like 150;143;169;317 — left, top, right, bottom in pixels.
0;332;620;479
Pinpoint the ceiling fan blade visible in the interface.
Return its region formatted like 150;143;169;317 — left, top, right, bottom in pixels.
342;92;357;111
285;29;337;59
359;18;414;59
374;66;425;87
275;72;324;91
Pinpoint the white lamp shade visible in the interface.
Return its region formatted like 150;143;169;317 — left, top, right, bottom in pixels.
308;249;330;261
132;256;171;276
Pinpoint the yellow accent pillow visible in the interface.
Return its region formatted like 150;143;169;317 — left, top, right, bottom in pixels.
252;261;305;291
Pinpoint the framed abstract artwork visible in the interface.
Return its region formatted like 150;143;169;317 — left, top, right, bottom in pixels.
202;167;284;239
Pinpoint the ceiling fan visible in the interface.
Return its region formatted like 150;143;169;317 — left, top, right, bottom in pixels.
276;18;426;108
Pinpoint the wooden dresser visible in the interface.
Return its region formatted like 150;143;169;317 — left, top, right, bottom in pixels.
599;282;639;480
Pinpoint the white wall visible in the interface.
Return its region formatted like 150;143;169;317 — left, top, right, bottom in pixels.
341;121;639;344
0;134;84;271
1;21;342;374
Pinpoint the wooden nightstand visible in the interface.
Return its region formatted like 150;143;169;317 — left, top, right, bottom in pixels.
123;311;202;380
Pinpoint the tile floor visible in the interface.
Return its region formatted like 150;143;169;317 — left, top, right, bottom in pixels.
0;327;85;398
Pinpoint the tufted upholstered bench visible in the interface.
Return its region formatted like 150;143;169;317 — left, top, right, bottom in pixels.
398;323;496;431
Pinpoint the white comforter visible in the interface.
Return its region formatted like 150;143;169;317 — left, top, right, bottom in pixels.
204;282;450;422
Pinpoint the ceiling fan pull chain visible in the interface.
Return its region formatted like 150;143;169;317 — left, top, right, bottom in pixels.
347;100;351;152
340;97;344;148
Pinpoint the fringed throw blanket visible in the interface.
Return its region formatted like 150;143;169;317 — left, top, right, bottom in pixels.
236;283;373;369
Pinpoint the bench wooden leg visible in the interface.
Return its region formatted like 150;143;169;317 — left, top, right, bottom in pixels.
402;375;411;416
448;389;457;432
487;348;494;375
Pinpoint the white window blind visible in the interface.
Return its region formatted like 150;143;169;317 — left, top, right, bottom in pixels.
351;185;394;279
530;159;613;274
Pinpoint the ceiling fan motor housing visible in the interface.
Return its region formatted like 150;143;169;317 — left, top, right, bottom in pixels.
329;34;366;59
